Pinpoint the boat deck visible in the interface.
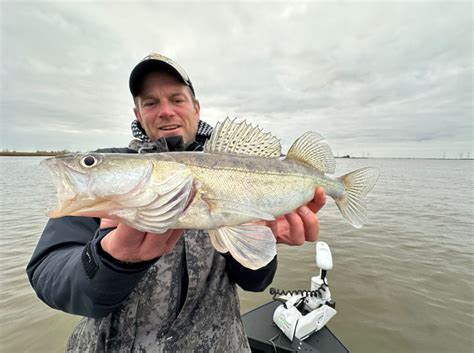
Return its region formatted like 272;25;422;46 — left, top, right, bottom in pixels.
242;301;350;353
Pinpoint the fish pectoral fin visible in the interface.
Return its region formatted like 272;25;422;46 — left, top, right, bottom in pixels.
209;225;277;270
209;229;229;253
206;198;276;221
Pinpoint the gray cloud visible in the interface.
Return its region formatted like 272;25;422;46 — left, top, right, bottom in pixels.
1;1;472;158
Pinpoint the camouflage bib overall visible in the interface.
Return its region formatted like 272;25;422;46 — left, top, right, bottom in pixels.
66;230;251;352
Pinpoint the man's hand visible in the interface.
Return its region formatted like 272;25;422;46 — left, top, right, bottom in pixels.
100;219;183;263
267;186;326;245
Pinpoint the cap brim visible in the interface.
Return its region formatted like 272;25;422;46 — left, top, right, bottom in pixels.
129;59;194;97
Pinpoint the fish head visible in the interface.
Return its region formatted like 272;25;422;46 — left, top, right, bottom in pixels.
42;153;154;218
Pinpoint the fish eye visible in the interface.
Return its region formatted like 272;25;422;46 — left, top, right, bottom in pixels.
80;155;98;168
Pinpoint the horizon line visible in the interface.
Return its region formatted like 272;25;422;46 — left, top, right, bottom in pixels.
0;150;472;161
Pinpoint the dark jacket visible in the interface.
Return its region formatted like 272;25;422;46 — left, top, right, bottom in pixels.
26;140;276;352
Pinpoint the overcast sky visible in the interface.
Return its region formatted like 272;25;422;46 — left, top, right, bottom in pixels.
1;1;472;158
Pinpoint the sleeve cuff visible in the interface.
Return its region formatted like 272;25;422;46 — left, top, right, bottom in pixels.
84;227;159;276
223;252;278;292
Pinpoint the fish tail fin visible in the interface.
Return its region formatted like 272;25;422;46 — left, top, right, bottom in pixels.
286;131;336;173
335;167;379;228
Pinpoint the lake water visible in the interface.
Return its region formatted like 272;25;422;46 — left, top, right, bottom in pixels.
0;157;472;353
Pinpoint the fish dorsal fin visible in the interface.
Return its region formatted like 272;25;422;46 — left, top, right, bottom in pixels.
286;131;336;174
204;118;281;157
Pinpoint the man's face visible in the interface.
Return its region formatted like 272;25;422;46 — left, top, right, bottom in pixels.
134;71;200;146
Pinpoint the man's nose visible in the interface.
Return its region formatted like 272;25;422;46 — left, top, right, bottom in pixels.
157;100;174;118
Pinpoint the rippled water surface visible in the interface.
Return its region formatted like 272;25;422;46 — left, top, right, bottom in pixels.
1;157;473;353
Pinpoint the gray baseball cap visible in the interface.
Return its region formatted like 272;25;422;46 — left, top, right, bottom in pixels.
129;53;195;97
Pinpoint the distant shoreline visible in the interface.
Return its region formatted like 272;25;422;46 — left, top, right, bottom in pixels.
0;152;69;156
0;151;471;160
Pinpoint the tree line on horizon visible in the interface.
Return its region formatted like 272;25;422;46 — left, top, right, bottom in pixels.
0;149;72;156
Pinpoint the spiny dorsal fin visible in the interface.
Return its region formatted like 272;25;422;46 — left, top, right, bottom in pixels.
204;118;281;157
286;131;336;174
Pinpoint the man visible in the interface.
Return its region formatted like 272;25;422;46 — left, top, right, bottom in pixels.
27;53;326;352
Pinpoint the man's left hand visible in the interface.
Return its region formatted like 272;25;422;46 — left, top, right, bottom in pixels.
267;186;326;245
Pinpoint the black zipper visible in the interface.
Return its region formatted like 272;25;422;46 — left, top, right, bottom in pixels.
176;240;188;318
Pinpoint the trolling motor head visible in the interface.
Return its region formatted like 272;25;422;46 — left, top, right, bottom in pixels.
273;241;337;343
316;241;333;281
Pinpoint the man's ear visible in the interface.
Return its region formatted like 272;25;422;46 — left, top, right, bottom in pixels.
194;99;201;116
133;105;142;123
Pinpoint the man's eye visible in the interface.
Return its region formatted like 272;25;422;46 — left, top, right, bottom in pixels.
173;98;184;104
143;101;155;107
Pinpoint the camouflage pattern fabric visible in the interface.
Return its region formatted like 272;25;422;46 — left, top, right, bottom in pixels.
65;229;251;352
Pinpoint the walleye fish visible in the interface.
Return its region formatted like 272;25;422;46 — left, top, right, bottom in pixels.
43;119;379;269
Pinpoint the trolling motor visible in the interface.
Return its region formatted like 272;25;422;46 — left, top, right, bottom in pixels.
273;241;337;347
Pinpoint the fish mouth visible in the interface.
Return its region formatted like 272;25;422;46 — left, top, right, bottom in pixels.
41;155;109;218
47;196;117;218
42;155;77;203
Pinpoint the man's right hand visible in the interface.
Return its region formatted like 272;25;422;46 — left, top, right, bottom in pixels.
100;219;183;263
